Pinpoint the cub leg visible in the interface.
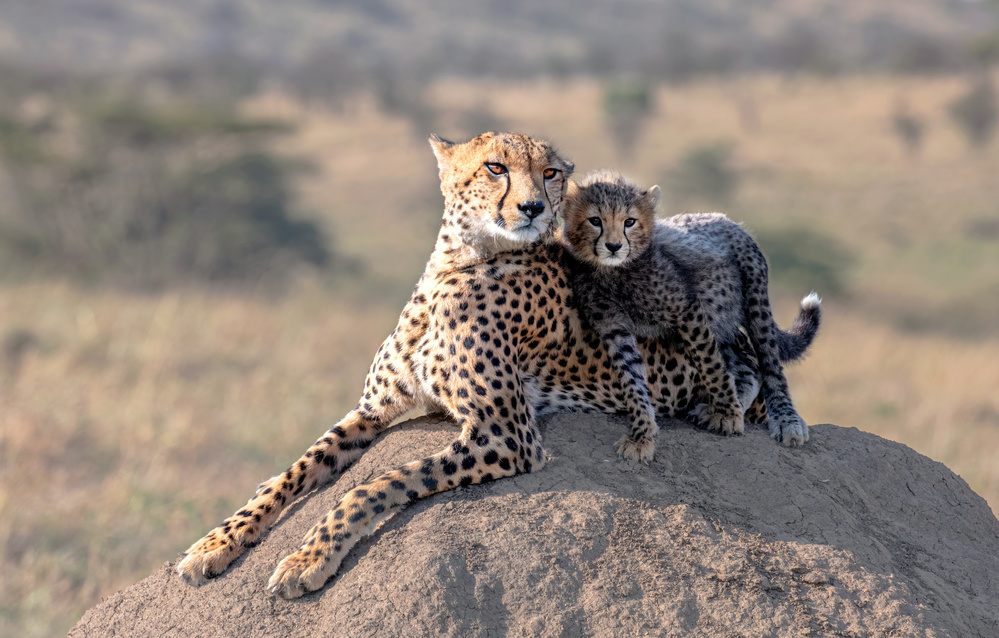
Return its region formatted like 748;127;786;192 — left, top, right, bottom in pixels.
739;243;808;445
721;332;769;425
593;312;660;463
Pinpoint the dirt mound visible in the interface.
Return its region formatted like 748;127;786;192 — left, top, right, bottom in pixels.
71;415;999;637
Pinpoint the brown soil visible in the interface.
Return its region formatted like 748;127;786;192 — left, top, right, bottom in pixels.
70;415;999;637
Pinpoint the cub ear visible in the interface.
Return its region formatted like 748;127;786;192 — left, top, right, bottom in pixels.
565;178;580;201
428;134;457;173
646;185;662;210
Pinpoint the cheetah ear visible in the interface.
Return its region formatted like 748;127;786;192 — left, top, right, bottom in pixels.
646;185;662;210
429;134;457;173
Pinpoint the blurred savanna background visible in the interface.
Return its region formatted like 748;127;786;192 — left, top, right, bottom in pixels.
2;1;999;635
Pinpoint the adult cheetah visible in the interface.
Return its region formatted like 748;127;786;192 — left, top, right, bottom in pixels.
177;132;780;599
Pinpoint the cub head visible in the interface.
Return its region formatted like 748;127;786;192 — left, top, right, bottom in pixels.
429;132;574;253
562;170;660;268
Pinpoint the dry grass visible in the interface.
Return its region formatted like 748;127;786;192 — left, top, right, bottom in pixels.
786;303;999;509
4;73;999;636
0;281;402;635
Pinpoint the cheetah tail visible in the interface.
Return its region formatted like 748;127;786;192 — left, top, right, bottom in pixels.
777;292;822;363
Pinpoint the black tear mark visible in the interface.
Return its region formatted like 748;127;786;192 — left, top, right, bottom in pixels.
496;168;511;219
543;174;555;219
591;225;604;259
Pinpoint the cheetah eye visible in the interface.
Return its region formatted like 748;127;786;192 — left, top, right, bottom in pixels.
588;217;602;227
624;218;637;228
543;168;558;180
485;163;508;176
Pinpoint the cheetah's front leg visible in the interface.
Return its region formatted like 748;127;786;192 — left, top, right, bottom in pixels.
266;398;543;598
596;313;660;463
177;336;422;586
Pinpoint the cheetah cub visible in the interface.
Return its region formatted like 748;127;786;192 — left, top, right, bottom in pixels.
561;171;747;462
562;171;820;457
657;210;819;446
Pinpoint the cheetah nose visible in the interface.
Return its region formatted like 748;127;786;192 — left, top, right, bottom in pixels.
517;200;545;219
605;242;622;253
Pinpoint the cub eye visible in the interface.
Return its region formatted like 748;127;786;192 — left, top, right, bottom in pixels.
485;163;507;175
543;168;558;180
588;217;602;227
624;218;637;228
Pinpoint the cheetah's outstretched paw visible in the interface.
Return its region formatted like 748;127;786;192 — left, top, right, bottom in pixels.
267;546;340;599
691;403;745;436
616;435;656;463
770;413;809;447
177;527;250;586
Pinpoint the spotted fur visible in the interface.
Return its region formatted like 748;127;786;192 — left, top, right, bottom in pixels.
561;171;746;462
176;133;775;599
562;172;820;448
656;211;821;444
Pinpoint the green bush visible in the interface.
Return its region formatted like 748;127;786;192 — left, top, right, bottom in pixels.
117;152;329;286
890;99;927;156
145;53;264;106
602;78;654;155
285;46;362;111
670;141;739;205
370;63;437;138
0;85;330;289
949;75;997;149
754;227;853;297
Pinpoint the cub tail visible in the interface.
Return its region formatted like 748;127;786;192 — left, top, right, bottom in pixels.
777;292;821;363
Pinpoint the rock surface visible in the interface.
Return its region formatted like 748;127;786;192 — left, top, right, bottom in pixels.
71;415;999;637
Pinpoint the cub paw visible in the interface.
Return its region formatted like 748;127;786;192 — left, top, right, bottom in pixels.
267;547;339;599
770;413;809;447
616;435;656;464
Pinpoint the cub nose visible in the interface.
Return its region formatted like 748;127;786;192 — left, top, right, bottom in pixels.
605;242;622;253
517;200;545;219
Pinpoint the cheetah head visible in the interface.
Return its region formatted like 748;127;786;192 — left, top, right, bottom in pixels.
562;170;660;268
430;132;574;254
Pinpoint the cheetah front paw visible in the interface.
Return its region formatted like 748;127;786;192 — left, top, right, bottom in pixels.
770;413;809;447
267;547;340;599
691;403;745;436
177;526;250;586
616;435;656;463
